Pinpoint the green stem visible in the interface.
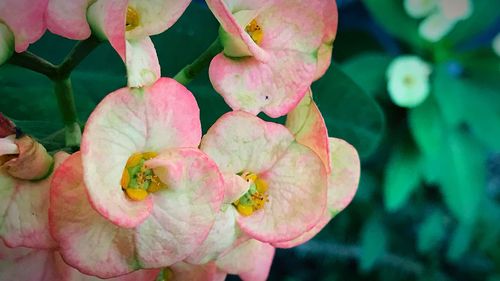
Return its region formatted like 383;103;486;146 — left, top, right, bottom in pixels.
174;39;222;85
8;52;57;78
58;35;101;79
52;78;81;148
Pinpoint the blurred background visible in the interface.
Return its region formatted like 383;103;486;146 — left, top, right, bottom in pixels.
0;0;499;280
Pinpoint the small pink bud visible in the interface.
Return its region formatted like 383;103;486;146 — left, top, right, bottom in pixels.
2;135;53;180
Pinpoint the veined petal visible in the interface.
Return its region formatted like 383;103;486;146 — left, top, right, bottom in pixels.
81;78;201;228
0;152;68;249
237;142;328;242
126;0;191;39
209;50;316;118
0;0;47;52
216;239;275;281
200;111;293;174
221;172;250;204
46;0;94;40
49;152;140;278
125;37;161;88
135;148;224;267
272;138;360;248
185;206;239;265
0;24;14;66
286;92;330;173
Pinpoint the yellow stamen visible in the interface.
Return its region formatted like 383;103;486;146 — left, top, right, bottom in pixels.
237;204;254;216
121;151;166;201
245;19;263;45
126;6;140;31
126;188;148;201
255;178;268;193
233;171;269;216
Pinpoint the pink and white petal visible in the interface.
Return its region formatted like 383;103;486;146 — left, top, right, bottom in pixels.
205;0;269;61
216;239;275;281
0;135;18;156
0;0;47;52
126;0;191;39
209;50;316;118
314;43;333;80
185;206;239;264
125;37;161;88
200;111;293;174
0;152;68;249
257;0;323;54
238;142;328;243
81;78;201;228
0;24;14;66
166;262;219;281
285;92;330;173
221;173;250;204
87;0;127;60
135;148;223;267
0;244;65;281
327;138;360;213
271;211;330;248
46;0;94;40
50;152;142;279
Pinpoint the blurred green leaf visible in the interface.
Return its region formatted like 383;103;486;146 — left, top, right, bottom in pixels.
417;210;447;254
341;53;392;97
361;0;426;49
359;215;387;272
410;98;486;224
383;143;421;212
313;65;385;158
446;223;473;261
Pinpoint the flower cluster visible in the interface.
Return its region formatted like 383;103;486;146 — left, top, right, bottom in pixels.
0;0;360;280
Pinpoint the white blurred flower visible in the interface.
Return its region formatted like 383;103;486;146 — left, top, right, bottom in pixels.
493;33;500;57
419;12;456;42
386;56;432;108
439;0;473;21
404;0;438;18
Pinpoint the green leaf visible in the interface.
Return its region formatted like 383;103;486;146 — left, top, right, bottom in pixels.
433;61;500;152
409;98;487;224
340;53;392;98
417;210;447;254
446;223;473;261
359;215;387;272
361;0;427;49
383;143;421;212
312;64;385;158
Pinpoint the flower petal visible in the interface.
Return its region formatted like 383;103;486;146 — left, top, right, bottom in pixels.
0;0;47;52
46;0;94;40
185;206;239;265
216;239;275;281
0;135;18;156
286;92;330;173
200;111;294;174
82;78;201;228
0;152;68;249
0;24;14;66
50;152;142;278
272;137;360;248
135;148;223;267
209;50;316;117
166;262;220;281
221;172;250;204
126;0;191;39
125;37;161;88
237;142;328;242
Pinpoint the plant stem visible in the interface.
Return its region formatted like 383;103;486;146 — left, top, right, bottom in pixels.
52;78;81;147
174;39;222;85
8;52;57;78
58;35;100;79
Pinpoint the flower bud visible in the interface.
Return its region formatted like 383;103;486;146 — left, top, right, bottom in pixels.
2;135;53;180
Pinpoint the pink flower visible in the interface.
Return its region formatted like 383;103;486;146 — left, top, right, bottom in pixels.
0;240;160;281
206;0;338;117
0;131;67;249
46;0;191;87
200;111;328;243
273;95;360;248
0;0;47;64
50;150;224;277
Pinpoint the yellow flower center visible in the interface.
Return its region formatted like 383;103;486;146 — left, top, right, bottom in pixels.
233;172;269;216
126;6;140;31
121;152;166;201
245;19;263;45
